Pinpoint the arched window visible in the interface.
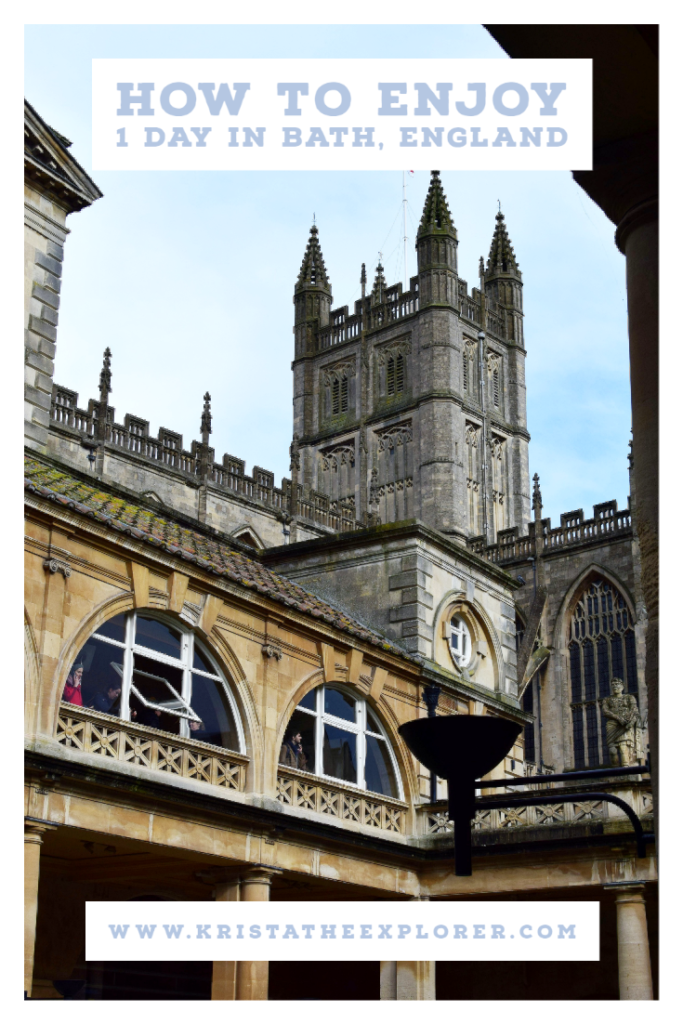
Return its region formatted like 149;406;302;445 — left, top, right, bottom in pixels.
449;615;471;668
568;578;637;768
62;611;243;752
279;685;401;798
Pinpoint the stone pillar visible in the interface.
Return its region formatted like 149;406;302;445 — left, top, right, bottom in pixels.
236;867;279;1000
380;960;397;999
211;878;240;1001
611;883;654;1000
380;896;435;1001
380;961;435;1000
616;206;658;838
24;818;56;997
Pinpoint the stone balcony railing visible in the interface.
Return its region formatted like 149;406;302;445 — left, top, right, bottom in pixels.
55;703;248;791
421;780;652;837
469;500;632;565
276;766;408;835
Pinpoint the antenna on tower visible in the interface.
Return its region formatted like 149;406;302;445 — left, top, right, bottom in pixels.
402;171;408;292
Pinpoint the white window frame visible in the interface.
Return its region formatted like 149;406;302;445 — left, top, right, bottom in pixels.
89;610;245;751
291;684;403;799
449;614;472;669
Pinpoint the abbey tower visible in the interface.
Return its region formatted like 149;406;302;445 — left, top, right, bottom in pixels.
291;170;530;544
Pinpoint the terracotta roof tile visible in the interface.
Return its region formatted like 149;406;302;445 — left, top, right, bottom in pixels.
25;455;421;665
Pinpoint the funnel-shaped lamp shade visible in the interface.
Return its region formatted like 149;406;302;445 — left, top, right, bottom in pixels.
399;715;522;781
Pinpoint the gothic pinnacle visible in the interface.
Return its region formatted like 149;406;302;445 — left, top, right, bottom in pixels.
98;347;112;402
200;391;212;445
371;260;387;305
417;169;455;236
296;223;330;290
532;472;543;521
486;207;520;277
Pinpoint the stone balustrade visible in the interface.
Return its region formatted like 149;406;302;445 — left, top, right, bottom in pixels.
55;703;248;791
277;766;407;835
470;499;632;564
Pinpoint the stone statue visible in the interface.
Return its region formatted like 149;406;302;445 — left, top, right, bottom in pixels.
601;678;643;766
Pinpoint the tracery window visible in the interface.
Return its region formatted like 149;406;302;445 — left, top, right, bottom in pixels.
279;685;401;798
62;611;243;752
568;578;637;769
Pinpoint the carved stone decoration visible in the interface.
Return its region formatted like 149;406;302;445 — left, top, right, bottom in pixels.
43;557;71;578
465;424;478;448
322;359;356;386
486;351;502;373
489;436;504;460
376;338;411;366
262;644;284;661
320;443;355;472
376;420;412;452
601;678;645;766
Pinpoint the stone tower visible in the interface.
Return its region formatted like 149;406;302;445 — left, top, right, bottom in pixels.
291;171;531;542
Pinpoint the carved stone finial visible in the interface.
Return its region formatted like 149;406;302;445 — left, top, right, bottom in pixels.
532;472;543;522
98;347;112;402
200;392;212;445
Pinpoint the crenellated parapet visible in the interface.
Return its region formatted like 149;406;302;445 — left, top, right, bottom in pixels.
48;382;365;538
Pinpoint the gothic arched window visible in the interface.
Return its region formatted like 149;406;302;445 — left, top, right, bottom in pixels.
568;578;637;769
279;685;401;798
62;611;243;752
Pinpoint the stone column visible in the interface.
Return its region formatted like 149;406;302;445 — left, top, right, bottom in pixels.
616;206;658;839
380;896;436;1001
380;960;397;999
24;818;56;997
211;878;240;1001
611;883;654;1000
236;867;280;1000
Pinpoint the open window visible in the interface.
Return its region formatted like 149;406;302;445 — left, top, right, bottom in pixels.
62;611;244;752
279;685;401;799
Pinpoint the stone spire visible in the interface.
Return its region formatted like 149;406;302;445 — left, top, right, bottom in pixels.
360;262;367;300
415;170;458;308
532;473;543;522
417;169;455;237
200;391;212;446
293;224;333;360
371;260;387;305
485;209;521;278
296;224;330;289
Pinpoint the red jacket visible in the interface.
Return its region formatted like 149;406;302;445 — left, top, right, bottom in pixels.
62;681;83;706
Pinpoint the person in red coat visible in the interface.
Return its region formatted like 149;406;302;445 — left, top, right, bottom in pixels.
62;664;84;706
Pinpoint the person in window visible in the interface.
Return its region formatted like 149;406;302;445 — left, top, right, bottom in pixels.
62;663;84;706
279;731;308;770
189;719;215;744
90;685;122;716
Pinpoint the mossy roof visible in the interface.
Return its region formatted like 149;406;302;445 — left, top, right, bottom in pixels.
25;454;421;666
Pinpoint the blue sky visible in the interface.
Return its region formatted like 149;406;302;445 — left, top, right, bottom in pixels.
25;24;631;526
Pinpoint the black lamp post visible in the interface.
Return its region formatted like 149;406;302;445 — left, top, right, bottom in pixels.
399;715;522;876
